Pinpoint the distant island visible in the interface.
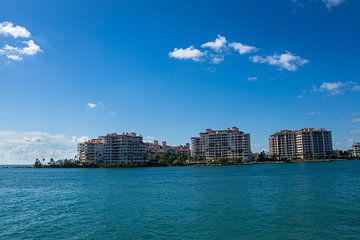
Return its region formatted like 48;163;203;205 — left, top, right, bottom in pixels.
33;154;359;169
33;127;360;168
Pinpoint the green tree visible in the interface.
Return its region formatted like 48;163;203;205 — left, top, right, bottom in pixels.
34;158;43;168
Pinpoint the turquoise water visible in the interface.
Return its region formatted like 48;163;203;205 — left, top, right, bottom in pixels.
1;161;360;240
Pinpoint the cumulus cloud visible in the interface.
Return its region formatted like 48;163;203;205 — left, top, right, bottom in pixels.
169;46;204;62
0;21;42;61
169;35;308;71
201;34;227;52
319;81;359;95
87;103;98;109
320;82;344;95
250;52;309;71
0;130;88;164
0;40;42;61
210;55;224;64
0;21;31;38
6;54;22;61
229;42;257;55
143;136;157;143
306;81;360;96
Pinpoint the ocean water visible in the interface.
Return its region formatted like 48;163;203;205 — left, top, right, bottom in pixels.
1;161;360;240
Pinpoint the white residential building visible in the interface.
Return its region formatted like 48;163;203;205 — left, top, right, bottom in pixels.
78;132;148;163
191;127;251;162
269;128;333;160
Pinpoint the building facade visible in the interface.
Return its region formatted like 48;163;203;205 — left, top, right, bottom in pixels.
269;128;333;160
353;143;360;158
77;138;105;163
191;127;251;162
146;140;190;157
269;130;296;159
77;132;148;163
191;137;202;158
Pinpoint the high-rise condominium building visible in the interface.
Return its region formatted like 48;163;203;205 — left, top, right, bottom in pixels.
353;143;360;158
77;132;148;163
269;130;296;159
269;128;333;159
77;138;105;163
191;127;251;161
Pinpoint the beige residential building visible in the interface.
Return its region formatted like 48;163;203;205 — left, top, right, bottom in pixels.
191;127;251;161
269;128;333;160
269;130;296;159
191;137;202;158
78;132;148;163
77;138;105;163
145;140;190;156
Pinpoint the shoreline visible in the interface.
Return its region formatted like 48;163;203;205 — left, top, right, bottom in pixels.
3;158;359;169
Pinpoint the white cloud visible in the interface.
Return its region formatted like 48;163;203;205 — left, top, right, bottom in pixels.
229;42;257;55
20;40;42;55
0;21;42;61
320;82;344;95
0;21;31;38
318;81;360;95
307;112;321;116
0;130;88;164
0;40;42;61
169;36;307;71
250;52;309;71
201;34;227;52
304;81;360;97
323;0;346;8
247;76;258;81
6;54;22;61
72;136;89;143
210;55;224;64
169;46;204;62
144;136;157;143
87;103;98;109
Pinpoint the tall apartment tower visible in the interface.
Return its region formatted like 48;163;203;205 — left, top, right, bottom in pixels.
191;127;251;161
190;137;202;158
77;138;105;163
295;128;333;159
269;130;296;159
269;128;333;160
77;132;148;163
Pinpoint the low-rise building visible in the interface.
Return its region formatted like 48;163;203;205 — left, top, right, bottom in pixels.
146;140;190;156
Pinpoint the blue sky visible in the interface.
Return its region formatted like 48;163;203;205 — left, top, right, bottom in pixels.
0;0;359;163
